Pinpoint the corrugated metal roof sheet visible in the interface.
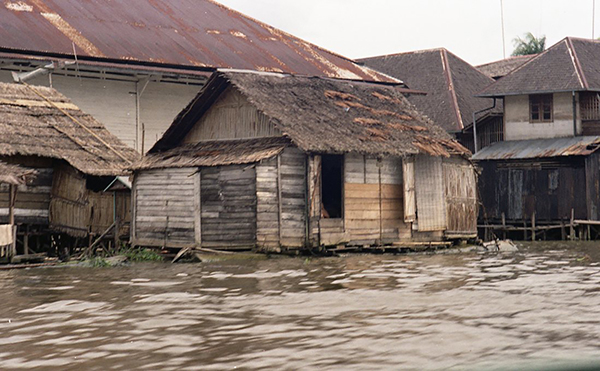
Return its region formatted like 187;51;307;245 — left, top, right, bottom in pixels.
0;0;396;82
473;136;600;160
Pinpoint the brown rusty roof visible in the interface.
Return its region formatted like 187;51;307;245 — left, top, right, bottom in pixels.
0;0;395;82
472;136;600;160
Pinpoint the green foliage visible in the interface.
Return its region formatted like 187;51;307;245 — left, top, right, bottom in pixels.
85;257;112;268
121;247;163;262
511;32;546;56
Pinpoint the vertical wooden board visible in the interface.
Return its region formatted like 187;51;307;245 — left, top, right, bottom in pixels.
182;87;280;143
307;155;321;246
508;169;523;220
402;157;416;223
585;154;600;220
194;170;202;245
415;155;447;231
443;157;477;234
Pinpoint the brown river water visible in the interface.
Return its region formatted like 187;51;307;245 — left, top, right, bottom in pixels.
1;242;600;370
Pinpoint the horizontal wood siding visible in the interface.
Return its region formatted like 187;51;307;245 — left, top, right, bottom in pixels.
256;157;280;252
0;167;52;224
135;168;197;246
279;148;306;248
183;87;280;143
443;157;478;236
201;165;257;250
344;154;409;245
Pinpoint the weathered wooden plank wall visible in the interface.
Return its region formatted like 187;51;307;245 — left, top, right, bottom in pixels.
279;148;307;248
183;87;280;143
49;164;90;237
201;165;257;250
0;168;52;224
256;157;279;251
415;155;447;232
134;168;197;247
479;158;589;222
443;157;478;236
585;153;600;221
344;154;408;245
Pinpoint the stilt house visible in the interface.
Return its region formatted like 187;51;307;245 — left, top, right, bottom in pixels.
475;38;600;238
0;82;138;250
132;70;478;252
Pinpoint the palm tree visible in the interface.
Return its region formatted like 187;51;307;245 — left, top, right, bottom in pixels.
511;33;546;56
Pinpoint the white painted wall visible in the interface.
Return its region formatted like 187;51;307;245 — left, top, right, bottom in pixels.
0;71;201;152
504;92;581;141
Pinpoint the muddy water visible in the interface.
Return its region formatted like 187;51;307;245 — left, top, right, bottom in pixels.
1;243;600;370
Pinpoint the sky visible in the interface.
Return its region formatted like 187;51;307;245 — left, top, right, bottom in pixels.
217;0;598;66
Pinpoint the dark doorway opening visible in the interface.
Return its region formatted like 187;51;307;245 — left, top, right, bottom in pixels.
321;155;343;218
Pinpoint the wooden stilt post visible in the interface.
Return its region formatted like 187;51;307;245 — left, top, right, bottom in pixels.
531;212;536;242
23;224;29;256
561;219;566;240
8;184;16;258
523;220;527;241
501;213;506;240
570;209;575;241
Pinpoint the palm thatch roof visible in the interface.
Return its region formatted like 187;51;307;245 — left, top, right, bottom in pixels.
0;82;139;176
149;70;469;166
0;161;37;185
137;137;288;170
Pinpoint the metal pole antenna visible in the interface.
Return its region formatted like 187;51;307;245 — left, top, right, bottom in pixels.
593;0;596;39
501;0;506;58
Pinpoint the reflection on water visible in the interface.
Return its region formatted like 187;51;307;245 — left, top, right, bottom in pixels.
1;242;600;370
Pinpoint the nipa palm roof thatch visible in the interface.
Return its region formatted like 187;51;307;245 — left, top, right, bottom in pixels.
0;160;36;185
137;137;289;170
0;82;138;176
358;48;500;133
147;70;469;168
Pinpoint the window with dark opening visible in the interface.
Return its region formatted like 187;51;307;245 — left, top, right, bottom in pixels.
321;155;343;218
530;94;553;123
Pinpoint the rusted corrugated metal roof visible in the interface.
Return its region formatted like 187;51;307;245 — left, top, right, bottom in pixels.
473;136;600;160
0;0;396;82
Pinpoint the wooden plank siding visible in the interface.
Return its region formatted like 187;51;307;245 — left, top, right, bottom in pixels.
343;154;410;246
201;165;257;250
256;157;280;252
182;87;280;143
134;168;197;247
479;158;589;222
443;157;478;236
0;168;52;224
278;147;307;249
49;163;90;237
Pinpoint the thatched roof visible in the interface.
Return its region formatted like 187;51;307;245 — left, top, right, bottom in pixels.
0;161;37;185
358;48;500;133
150;70;469;161
137;137;288;170
0;82;139;176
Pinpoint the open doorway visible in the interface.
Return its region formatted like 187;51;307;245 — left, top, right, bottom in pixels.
321;155;343;218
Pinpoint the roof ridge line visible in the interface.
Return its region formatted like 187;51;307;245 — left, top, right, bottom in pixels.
440;49;463;130
566;38;589;89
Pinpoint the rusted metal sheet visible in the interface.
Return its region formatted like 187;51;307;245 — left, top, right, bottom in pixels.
473;136;600;160
0;0;396;82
